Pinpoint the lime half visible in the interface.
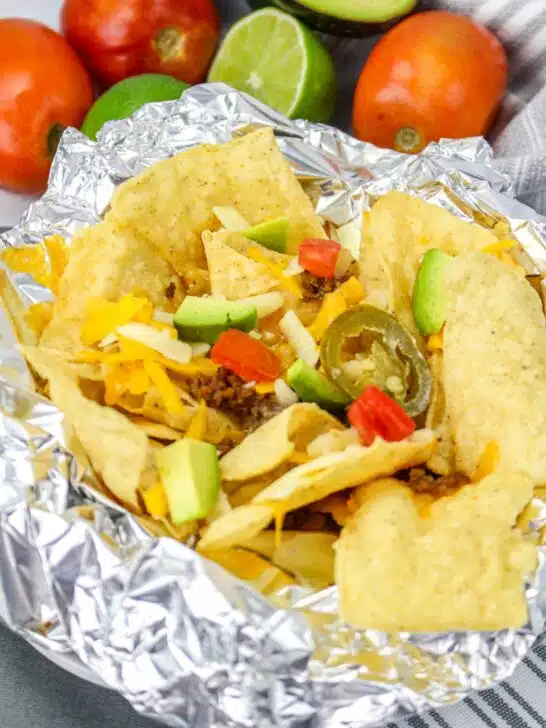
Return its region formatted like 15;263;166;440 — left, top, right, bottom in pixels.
208;8;336;122
81;74;189;141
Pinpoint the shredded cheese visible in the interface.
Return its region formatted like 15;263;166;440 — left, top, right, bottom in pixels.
117;323;192;363
142;482;169;518
143;359;184;414
472;440;500;483
255;381;276;394
81;295;152;346
427;332;444;351
185;400;208;441
247;246;302;298
307;289;347;341
339;276;365;306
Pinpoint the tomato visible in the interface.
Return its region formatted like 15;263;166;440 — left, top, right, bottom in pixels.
62;0;221;87
298;239;341;279
210;329;282;383
0;19;93;195
352;11;508;153
348;386;416;446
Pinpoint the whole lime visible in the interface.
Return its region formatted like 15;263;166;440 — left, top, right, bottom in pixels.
81;73;189;141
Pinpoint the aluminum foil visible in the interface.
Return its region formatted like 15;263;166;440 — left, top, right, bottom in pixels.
1;83;546;727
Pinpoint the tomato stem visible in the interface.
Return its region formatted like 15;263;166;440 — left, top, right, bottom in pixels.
155;26;185;62
47;123;65;159
394;126;425;154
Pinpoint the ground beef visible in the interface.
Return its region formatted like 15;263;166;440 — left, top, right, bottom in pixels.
183;367;277;428
408;468;469;498
300;263;357;302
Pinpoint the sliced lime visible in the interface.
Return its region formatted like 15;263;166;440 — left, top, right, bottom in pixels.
208;8;336;122
244;217;290;253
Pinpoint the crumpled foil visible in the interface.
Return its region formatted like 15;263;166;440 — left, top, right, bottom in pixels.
1;83;546;728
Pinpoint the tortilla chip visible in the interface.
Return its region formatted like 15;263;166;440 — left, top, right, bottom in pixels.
202;548;295;595
203;230;281;299
106;128;325;275
220;403;343;482
443;253;546;481
23;346;150;509
130;417;183;441
241;531;336;588
367;191;497;337
336;473;536;631
40;220;184;354
424;352;455;476
199;429;436;550
254;429;436;511
358;212;390;311
198;503;274;551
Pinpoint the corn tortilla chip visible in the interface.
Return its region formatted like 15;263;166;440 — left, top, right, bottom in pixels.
443;253;546;481
220;403;343;482
106;128;325;274
23;346;150;509
40;220;183;354
367;191;497;338
203;230;281;300
199;429;436;550
336;473;536;631
424;352;455;476
202;548;295;595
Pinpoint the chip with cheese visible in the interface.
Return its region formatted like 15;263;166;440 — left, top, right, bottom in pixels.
336;474;536;631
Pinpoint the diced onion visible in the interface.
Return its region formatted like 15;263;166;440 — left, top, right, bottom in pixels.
279;310;319;366
235;292;284;318
274;378;299;406
283;257;304;277
98;332;118;348
213;206;250;232
190;342;210;357
248;330;262;340
336;218;362;260
335;247;353;278
117;323;192;363
153;310;174;325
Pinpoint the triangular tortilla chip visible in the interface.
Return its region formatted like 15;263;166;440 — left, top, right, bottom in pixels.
203;230;280;299
23;346;150;509
40;219;184;355
107;127;325;274
443;252;546;481
199;429;436;550
220;403;343;482
336;473;536;631
366;191;498;337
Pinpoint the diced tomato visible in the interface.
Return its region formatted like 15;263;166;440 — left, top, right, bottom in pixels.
210;329;282;382
298;239;341;279
348;386;416;446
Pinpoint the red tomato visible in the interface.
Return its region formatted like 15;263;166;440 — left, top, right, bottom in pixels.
62;0;221;87
353;11;508;153
0;19;93;194
210;329;282;383
348;386;416;446
298;239;341;279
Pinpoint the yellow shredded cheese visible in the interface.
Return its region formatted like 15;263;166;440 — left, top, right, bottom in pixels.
255;382;276;395
288;451;311;464
481;239;516;254
81;295;153;346
247;246;302;298
185;400;208;440
308;289;347;341
339;276;365;306
427;332;444;351
142;482;169;518
143;359;184;414
472;440;500;483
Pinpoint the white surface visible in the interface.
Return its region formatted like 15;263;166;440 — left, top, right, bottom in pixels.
0;0;63;228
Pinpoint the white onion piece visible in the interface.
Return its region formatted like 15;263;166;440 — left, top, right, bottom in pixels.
336;218;362;260
279;310;319;367
153;310;174;325
98;333;118;348
117;323;192;363
274;378;299;406
335;247;353;278
213;206;250;232
190;342;210;357
283;257;304;277
235;291;284;318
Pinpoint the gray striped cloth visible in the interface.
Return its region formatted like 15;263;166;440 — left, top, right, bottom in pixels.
223;2;546;728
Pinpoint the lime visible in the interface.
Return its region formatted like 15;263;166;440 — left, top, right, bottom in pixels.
81;74;189;141
208;8;336;123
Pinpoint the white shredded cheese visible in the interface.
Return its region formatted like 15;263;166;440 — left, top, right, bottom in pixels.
213;206;250;232
274;378;299;406
117;323;192;363
279;310;319;367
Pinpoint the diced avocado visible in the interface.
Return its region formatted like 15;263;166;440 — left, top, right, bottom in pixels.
247;0;417;36
287;358;350;411
174;296;257;345
244;217;290;253
412;249;453;336
155;438;220;524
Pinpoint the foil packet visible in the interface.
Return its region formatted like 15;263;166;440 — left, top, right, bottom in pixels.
1;83;546;728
